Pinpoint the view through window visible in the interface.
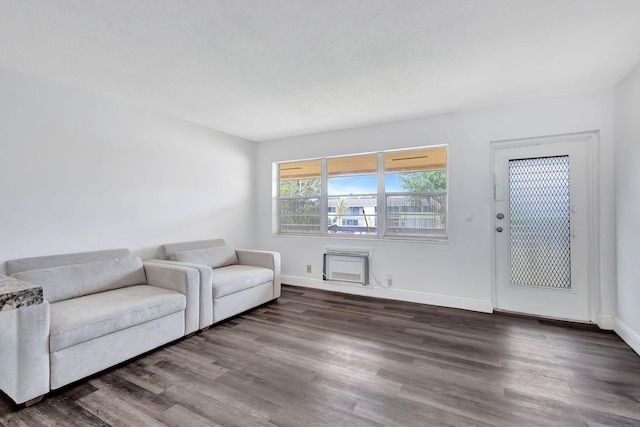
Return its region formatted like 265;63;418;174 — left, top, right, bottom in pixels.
384;148;447;237
277;146;447;239
278;159;321;233
328;154;378;235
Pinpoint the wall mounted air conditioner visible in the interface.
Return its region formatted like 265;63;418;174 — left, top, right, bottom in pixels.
323;251;369;285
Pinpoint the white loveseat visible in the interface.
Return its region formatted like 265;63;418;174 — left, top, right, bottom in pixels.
152;239;281;327
0;249;199;406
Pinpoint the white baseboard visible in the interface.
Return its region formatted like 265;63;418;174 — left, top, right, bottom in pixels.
614;318;640;356
282;275;494;313
597;314;615;330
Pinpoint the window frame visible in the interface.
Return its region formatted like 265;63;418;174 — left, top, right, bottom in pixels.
275;145;448;242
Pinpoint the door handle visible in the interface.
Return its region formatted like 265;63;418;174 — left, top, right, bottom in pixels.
496;226;503;233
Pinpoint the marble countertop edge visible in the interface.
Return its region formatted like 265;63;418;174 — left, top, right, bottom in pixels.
0;275;44;311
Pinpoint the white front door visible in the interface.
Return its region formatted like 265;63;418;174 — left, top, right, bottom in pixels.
493;136;591;321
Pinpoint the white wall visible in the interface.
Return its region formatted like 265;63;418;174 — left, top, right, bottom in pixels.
0;67;256;266
614;63;640;354
256;91;616;324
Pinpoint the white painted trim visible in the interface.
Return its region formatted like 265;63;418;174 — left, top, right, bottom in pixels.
597;314;615;330
282;275;494;313
585;132;602;326
324;245;373;257
614;318;640;356
489;131;601;323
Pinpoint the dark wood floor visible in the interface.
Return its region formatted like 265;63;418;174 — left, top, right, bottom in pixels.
1;285;639;426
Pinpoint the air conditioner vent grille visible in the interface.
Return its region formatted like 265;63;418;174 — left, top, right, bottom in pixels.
323;252;369;285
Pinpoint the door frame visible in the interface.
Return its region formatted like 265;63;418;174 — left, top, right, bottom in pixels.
489;131;600;323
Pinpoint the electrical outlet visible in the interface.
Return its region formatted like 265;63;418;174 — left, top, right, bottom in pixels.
306;264;312;273
387;273;393;286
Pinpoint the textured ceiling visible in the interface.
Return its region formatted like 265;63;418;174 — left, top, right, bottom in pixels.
1;1;640;141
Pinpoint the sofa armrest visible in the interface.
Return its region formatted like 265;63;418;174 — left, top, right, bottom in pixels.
235;250;281;299
143;262;200;335
146;259;213;329
0;300;50;405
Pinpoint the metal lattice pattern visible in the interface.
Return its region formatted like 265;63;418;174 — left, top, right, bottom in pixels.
509;156;571;289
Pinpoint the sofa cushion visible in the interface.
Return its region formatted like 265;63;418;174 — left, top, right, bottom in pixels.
170;246;238;269
12;257;146;304
49;285;186;352
211;265;274;298
5;249;132;276
162;239;226;260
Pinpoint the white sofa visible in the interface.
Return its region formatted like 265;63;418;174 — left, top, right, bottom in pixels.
152;239;281;327
0;249;199;406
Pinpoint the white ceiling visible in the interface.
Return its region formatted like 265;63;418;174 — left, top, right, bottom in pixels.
1;1;639;142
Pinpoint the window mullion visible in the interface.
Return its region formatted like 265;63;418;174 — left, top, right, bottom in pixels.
276;163;282;234
377;152;385;238
320;158;328;236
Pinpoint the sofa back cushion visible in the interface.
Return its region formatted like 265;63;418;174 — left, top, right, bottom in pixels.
11;257;146;303
161;239;226;260
169;246;238;269
5;248;131;276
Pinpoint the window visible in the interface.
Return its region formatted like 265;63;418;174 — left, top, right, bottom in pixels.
278;159;321;233
328;154;378;235
276;146;447;240
384;148;447;237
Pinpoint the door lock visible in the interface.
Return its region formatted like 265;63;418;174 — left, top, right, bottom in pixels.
496;226;503;233
496;213;504;220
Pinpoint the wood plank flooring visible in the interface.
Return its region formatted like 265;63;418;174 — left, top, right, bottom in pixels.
1;285;639;426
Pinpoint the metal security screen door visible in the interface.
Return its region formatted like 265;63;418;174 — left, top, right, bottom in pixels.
493;137;591;321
